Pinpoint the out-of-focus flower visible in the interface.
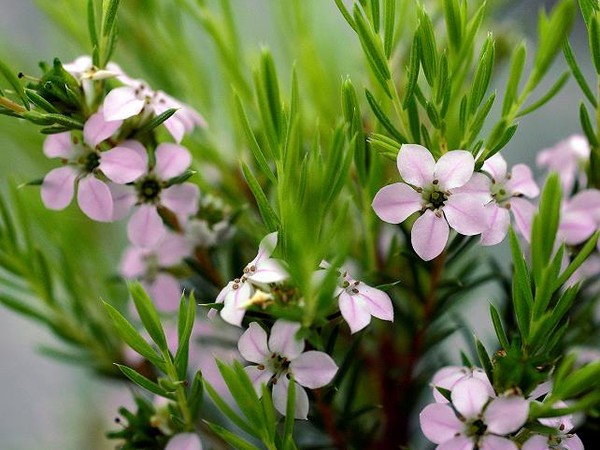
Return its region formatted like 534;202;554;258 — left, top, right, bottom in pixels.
120;232;189;312
109;142;199;248
238;320;338;419
557;189;600;246
372;144;487;260
212;232;288;326
430;365;494;403
41;111;144;221
165;433;203;450
460;153;539;245
537;135;589;194
420;377;529;450
522;402;583;450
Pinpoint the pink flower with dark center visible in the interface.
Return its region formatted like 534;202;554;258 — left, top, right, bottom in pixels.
103;78;206;143
372;144;487;260
212;232;288;327
431;366;494;403
522;402;583;450
420;378;529;450
41;111;145;222
459;153;540;245
109;141;199;248
238;320;338;419
537;135;589;194
120;232;190;312
557;189;600;246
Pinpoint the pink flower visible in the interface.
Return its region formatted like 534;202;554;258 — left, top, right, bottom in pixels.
430;366;494;403
420;378;529;450
557;189;600;246
120;232;190;312
523;402;583;450
212;232;288;327
238;320;338;419
537;135;589;194
328;265;393;334
109;141;199;248
165;433;202;450
372;144;487;260
461;153;539;245
103;78;206;143
41;111;145;222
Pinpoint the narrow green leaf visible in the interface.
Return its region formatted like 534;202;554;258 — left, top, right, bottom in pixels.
365;89;407;143
369;0;380;32
404;34;420;106
103;302;165;370
590;15;600;73
129;282;168;353
115;363;174;398
175;293;196;379
25;89;60;113
241;162;280;231
136;108;178;135
470;34;495;114
489;304;509;350
203;421;261;450
188;370;204;419
489;123;518;156
203;378;257;437
88;0;99;57
283;376;296;441
517;71;570;117
383;0;396;58
563;40;597;107
417;8;438;86
502;42;527;116
509;229;533;339
0;58;29;109
554;231;600;289
406;96;421;144
334;0;357;32
578;0;600;28
102;0;121;37
42;113;84;129
443;0;462;52
475;337;493;383
0;295;48;325
580;102;599;147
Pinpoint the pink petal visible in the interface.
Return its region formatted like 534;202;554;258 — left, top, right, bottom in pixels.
163;115;187;143
564;434;584;450
411;209;450;261
481;204;510;246
127;204;165;248
165;432;203;450
238;322;270;364
146;274;182;312
291;350;338;389
245;365;274;395
103;86;145;121
509;197;536;241
506;164;539;198
419;403;463;444
83;111;123;147
273;377;309;419
521;435;548;450
434;150;475;190
432;366;468;403
100;146;147;183
119;246;147;278
109;183;137;220
358;284;394;322
220;282;252;326
249;258;288;284
451;378;491;419
43;132;75;159
484;396;529;434
480;435;518;450
437;435;475;450
339;292;372;333
372;182;423;224
397;144;435;187
161;183;199;216
443;193;487;235
154;143;192;180
268;320;304;360
77;176;113;222
156;233;190;266
41;166;77;210
559;210;596;245
482;153;507;181
120;139;149;165
454;172;492;202
567;189;600;221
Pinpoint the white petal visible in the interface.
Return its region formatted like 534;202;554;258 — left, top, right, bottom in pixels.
419;403;463;445
273;377;309;420
397;144;435;187
238;322;270;364
358;284;394;322
451;378;492;419
252;232;279;263
484;396;529;435
127;204;165;248
154;143;192;180
482;153;507;181
83;111;122;147
291;350;338;389
411;209;449;261
339;292;371;334
249;258;288;284
443;193;487;235
165;432;202;450
372;182;423;224
103;86;145;121
434;150;475;190
268;320;304;360
41;166;77;210
220;282;252;327
77;176;114;222
43;132;75;159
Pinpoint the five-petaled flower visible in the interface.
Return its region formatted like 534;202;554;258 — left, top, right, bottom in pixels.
372;144;487;260
238;320;338;419
522;401;583;450
41;110;145;221
212;232;288;326
537;135;589;195
420;377;529;450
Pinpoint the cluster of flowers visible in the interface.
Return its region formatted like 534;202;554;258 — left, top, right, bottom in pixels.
420;365;583;450
212;232;394;334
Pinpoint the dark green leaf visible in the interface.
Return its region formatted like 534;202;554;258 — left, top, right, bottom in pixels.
241;162;280;232
129;282;168;353
136;108;177;135
115;363;174;398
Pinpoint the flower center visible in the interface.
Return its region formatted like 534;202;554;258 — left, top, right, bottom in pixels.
491;180;512;204
83;151;100;173
137;177;162;203
268;353;291;382
341;278;360;295
466;419;488;438
421;181;449;210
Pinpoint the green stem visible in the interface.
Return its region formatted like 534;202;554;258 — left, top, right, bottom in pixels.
162;350;194;430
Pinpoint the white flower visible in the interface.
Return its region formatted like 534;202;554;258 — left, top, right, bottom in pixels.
238;320;338;419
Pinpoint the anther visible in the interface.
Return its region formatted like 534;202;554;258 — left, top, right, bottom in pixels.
432;179;439;185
